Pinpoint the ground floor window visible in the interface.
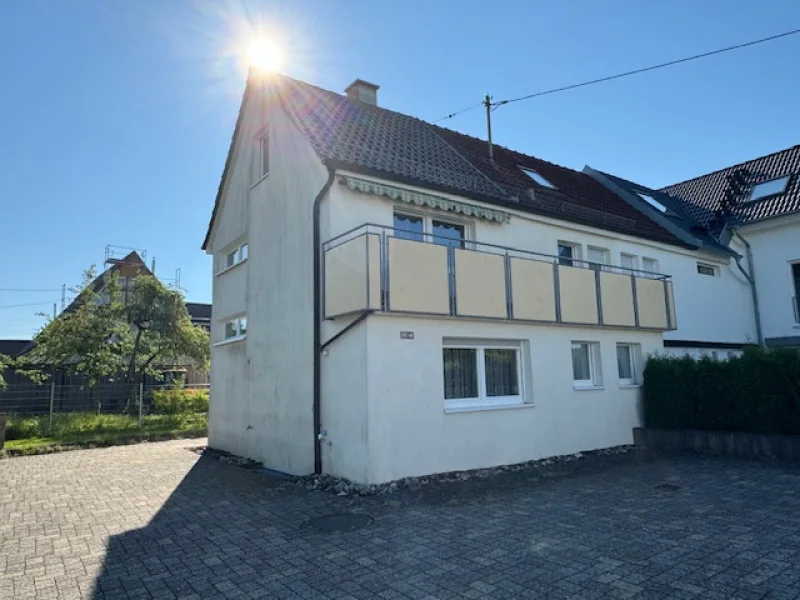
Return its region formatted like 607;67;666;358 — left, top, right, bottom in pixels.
442;340;523;410
572;341;602;388
616;343;642;385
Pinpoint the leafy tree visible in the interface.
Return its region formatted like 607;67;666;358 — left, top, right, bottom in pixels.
0;353;11;391
16;267;210;394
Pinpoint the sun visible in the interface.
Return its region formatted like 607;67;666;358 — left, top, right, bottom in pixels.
247;38;282;72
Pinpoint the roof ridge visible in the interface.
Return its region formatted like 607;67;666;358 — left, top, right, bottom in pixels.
661;144;800;190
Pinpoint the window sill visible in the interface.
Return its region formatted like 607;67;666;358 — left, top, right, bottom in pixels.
215;258;247;277
250;173;270;189
619;383;642;389
213;335;246;347
444;402;534;415
573;385;605;392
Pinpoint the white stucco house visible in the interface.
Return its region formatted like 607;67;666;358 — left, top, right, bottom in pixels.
202;71;796;483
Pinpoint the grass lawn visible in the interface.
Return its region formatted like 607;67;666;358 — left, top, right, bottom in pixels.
1;412;207;456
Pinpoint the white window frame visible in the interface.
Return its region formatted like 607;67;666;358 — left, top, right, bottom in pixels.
571;341;602;389
217;315;247;345
393;208;474;244
748;176;790;202
696;262;718;277
217;242;248;275
557;241;582;267
587;246;610;271
642;257;659;275
616;343;641;387
620;253;638;272
442;339;526;412
252;129;270;186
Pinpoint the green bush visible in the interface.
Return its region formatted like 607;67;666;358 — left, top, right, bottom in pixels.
151;387;209;414
5;416;43;440
643;347;800;434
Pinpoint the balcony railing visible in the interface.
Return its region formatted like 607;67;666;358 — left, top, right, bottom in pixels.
322;224;677;331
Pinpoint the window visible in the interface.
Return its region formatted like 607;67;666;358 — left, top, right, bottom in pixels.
558;242;580;267
219;242;248;273
431;220;465;249
620;253;638;271
642;257;659;275
616;343;641;386
393;212;424;241
442;341;524;410
572;341;602;388
636;192;667;213
697;263;717;277
393;211;468;246
257;132;269;180
587;246;610;272
749;176;790;202
521;168;556;189
222;316;247;341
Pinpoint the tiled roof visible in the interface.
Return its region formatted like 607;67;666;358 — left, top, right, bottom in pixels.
0;339;30;358
660;145;800;227
268;76;684;247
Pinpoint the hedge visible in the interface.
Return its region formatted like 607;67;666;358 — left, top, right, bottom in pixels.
643;347;800;435
151;387;209;414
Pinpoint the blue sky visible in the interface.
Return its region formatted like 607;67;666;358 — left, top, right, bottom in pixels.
1;0;798;339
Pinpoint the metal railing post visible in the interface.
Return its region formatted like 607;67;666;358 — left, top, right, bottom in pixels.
594;267;604;326
49;382;55;432
138;382;144;427
631;274;640;328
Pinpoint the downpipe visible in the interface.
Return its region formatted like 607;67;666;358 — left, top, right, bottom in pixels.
732;229;764;347
312;165;337;475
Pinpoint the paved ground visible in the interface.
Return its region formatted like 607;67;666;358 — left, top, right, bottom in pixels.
2;441;800;600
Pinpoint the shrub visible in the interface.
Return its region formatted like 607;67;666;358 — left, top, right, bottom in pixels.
643;347;800;434
151;387;209;414
5;416;43;440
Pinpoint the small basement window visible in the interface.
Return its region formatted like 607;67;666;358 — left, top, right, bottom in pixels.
521;168;556;189
697;263;717;277
636;192;667;213
749;176;790;202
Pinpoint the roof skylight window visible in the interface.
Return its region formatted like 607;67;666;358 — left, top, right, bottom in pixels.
748;176;790;202
521;168;556;189
636;192;667;214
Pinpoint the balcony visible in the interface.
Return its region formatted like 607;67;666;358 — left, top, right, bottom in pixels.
323;224;677;331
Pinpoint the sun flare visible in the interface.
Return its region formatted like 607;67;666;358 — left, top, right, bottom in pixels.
247;38;282;72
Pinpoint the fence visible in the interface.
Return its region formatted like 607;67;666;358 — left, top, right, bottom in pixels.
0;382;210;427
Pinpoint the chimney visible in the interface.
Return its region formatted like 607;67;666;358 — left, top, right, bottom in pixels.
344;79;379;106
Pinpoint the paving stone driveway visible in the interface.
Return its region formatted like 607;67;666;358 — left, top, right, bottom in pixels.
2;440;800;599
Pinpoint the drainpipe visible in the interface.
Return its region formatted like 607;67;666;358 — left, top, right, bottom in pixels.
732;229;764;347
312;165;337;475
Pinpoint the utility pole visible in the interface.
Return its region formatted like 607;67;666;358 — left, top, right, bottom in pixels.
60;284;66;311
53;303;57;320
484;94;494;164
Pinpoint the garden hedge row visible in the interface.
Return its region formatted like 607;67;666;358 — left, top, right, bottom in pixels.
643;347;800;435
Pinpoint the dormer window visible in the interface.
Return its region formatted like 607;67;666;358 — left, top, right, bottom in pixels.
749;176;790;202
636;192;667;214
521;168;556;189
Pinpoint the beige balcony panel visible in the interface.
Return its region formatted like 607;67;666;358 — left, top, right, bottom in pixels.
325;235;369;318
388;238;450;314
454;249;507;318
636;277;668;329
510;258;556;321
558;266;598;324
366;234;381;310
600;272;635;327
666;280;677;329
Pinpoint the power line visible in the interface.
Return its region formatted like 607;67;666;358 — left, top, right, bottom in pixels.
433;101;483;123
0;300;59;310
492;28;800;109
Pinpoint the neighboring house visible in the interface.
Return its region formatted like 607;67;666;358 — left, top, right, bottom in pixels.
203;72;767;484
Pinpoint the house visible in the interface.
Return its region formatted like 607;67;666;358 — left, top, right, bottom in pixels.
203;71;775;484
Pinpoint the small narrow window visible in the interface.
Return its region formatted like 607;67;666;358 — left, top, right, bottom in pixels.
225;250;237;269
636;192;667;213
616;343;641;385
558;242;580;267
791;263;800;323
240;243;248;262
749;176;789;202
621;253;638;272
697;263;717;277
223;316;247;341
642;258;659;275
259;133;270;178
572;341;601;388
224;321;238;339
521;168;556;189
587;246;610;272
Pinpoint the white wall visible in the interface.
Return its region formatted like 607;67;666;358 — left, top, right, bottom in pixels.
325;173;756;345
742;215;800;343
336;314;662;484
207;77;328;475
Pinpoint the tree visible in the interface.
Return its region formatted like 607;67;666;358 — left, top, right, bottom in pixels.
16;267;210;394
0;354;11;391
